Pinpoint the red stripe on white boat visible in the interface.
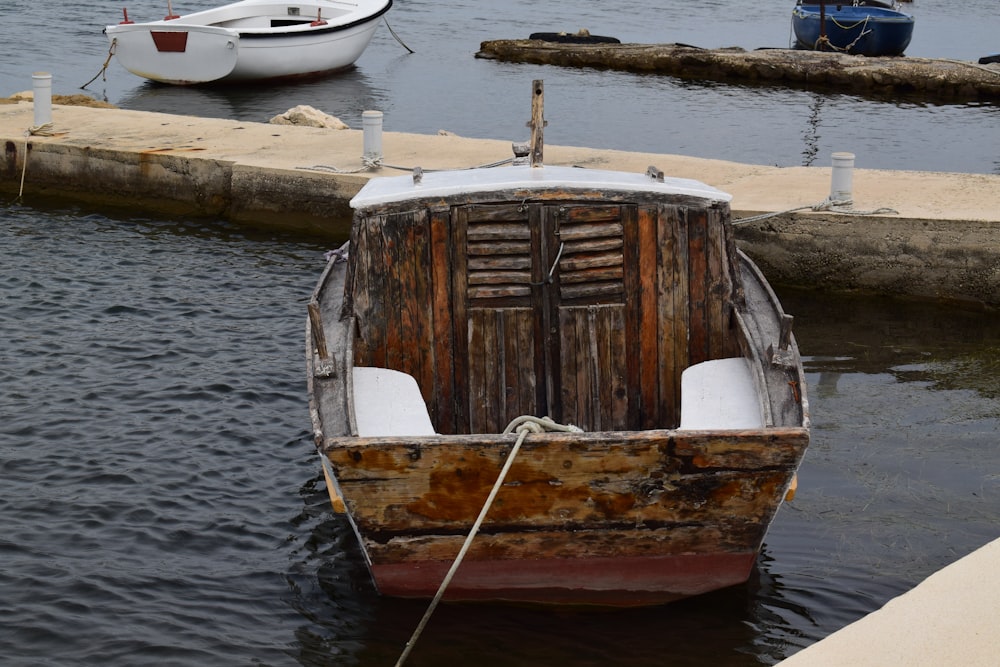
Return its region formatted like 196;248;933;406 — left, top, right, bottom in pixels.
150;31;188;52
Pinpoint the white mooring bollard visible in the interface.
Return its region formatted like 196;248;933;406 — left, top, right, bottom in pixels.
362;110;383;163
32;72;53;128
830;151;855;204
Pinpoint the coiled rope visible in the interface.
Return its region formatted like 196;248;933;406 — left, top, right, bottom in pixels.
394;415;583;667
733;197;898;225
16;122;55;203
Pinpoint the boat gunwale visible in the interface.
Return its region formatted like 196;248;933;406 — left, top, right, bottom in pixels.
105;0;392;37
320;424;811;450
348;165;734;211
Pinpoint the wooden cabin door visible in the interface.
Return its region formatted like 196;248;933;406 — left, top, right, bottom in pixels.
454;202;635;433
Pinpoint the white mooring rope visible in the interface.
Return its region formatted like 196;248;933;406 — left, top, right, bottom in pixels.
733;197;898;225
394;415;583;667
16;122;55;203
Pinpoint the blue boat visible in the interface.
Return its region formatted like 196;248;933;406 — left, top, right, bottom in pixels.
791;0;914;57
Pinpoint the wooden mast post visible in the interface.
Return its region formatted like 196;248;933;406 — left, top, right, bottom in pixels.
819;0;828;49
528;80;546;167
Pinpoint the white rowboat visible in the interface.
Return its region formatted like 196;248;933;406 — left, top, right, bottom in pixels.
105;0;392;85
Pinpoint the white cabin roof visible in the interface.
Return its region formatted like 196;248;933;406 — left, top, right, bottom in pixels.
349;164;733;209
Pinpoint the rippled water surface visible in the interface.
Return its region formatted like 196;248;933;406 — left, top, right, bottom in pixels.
1;0;999;173
2;0;1000;664
2;203;1000;666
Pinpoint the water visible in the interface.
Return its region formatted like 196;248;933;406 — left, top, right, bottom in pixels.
3;203;1000;666
1;0;999;174
2;1;1000;664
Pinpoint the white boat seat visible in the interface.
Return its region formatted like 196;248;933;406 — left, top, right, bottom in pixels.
679;358;764;430
352;367;436;437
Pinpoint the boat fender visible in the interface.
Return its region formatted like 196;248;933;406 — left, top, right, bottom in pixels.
785;474;798;502
528;31;621;45
119;8;134;25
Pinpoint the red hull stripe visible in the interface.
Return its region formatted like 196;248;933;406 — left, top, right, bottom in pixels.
372;552;757;606
151;31;188;52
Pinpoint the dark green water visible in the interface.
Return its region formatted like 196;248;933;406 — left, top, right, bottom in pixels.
2;202;998;665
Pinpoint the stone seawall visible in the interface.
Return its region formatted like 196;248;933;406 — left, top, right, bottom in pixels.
2;102;998;304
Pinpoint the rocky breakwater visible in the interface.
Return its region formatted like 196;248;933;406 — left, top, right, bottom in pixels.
477;40;1000;102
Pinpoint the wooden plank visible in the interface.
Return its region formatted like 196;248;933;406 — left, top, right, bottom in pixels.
705;207;728;360
589;307;605;430
656;204;686;427
559;263;624;280
451;206;471;433
559;220;622;243
368;523;767;565
468;255;532;270
383;213;406;371
324;428;808;534
467;269;534;285
499;309;517;427
559;282;624;301
687;207;710;366
539;204;559;421
557;306;580;426
430;208;455;433
563;206;623;225
468;284;533;300
562;236;623;253
626;206;652;429
604;304;628;430
468;308;499;432
352;214;388;369
401;211;433;404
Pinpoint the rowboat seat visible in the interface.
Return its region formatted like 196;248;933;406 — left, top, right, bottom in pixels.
679;358;764;430
352;367;437;437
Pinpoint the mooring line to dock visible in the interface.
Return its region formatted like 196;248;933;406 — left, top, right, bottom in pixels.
81;39;117;90
15;122;54;203
394;416;583;667
301;156;515;175
733;197;897;225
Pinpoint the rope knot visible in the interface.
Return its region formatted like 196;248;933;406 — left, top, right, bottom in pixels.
503;414;584;435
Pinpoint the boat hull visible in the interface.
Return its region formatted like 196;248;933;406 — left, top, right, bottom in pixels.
373;552;759;606
307;164;810;606
105;0;391;84
318;427;808;606
791;3;914;57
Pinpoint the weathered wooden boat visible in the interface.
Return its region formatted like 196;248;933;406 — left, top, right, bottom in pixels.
306;97;809;606
791;0;914;57
104;0;392;85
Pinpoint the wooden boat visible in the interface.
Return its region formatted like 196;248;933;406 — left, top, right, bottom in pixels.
306;89;809;606
791;0;914;57
104;0;392;85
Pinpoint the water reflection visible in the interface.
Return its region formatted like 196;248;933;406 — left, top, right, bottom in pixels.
117;68;384;124
801;94;823;166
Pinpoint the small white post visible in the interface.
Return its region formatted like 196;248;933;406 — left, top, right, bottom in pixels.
362;110;383;163
32;72;52;127
830;151;854;204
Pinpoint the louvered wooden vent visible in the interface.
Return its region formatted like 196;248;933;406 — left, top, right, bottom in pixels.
466;219;533;302
557;207;624;303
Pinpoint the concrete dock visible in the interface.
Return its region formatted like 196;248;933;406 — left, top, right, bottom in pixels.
777;536;1000;667
2;99;999;304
